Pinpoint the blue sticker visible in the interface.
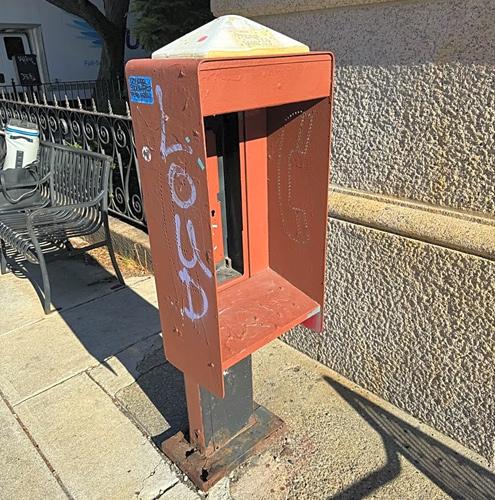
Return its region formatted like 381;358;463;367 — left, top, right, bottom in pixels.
128;76;153;104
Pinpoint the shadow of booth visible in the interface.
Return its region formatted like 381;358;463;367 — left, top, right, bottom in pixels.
5;251;189;447
325;377;495;500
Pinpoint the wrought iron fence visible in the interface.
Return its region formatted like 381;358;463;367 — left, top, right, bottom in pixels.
0;78;127;113
0;90;146;229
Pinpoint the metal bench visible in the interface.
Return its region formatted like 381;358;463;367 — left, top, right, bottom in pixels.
0;142;124;313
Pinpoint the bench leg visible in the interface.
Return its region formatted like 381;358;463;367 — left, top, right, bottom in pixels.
0;240;9;275
104;216;124;286
39;252;52;314
32;240;52;314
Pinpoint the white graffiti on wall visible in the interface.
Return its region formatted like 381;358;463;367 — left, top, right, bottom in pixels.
156;84;212;321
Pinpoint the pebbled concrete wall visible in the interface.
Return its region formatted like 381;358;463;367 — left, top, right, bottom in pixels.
212;0;495;465
216;0;495;216
285;218;495;463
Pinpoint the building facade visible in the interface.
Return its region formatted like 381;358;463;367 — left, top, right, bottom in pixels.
212;0;495;465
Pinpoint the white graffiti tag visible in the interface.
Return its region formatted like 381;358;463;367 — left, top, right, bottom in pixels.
178;268;209;320
155;84;211;321
156;84;192;159
174;214;212;279
168;163;196;209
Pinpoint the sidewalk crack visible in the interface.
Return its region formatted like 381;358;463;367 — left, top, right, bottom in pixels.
134;459;179;500
0;387;75;500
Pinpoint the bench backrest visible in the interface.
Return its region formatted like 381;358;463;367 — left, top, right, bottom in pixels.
0;132;112;215
38;141;53;189
47;143;112;210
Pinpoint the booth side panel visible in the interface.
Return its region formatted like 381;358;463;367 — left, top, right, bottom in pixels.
126;59;224;397
266;96;332;331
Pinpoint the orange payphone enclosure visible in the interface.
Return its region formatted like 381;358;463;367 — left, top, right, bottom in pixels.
127;53;333;399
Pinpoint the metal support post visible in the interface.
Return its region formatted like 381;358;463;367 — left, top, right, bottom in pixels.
162;356;285;491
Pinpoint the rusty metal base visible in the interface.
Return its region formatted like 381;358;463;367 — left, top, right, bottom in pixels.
161;404;285;491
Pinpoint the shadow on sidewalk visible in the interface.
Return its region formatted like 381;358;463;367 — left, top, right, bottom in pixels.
4;250;189;446
325;377;495;500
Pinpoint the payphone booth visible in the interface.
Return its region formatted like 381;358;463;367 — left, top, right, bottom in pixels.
126;17;334;490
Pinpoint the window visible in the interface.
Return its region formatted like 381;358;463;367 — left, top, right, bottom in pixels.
4;37;25;60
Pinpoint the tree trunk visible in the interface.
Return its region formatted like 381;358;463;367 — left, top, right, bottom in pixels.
97;27;126;81
97;0;129;81
46;0;130;82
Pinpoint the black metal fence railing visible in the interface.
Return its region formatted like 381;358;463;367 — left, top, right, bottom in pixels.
0;78;127;114
0;89;145;229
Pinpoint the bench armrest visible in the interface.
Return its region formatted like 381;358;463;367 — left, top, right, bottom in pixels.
26;194;104;233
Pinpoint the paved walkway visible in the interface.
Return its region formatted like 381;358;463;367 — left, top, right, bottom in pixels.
1;255;494;499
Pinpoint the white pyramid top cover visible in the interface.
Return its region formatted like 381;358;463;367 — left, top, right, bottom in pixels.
152;15;309;59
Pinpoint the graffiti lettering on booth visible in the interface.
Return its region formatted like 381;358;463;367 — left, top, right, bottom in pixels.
150;83;212;321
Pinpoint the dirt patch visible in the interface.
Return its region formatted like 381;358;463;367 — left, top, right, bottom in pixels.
71;238;148;279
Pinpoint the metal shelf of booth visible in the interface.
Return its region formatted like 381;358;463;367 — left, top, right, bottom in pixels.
218;268;320;369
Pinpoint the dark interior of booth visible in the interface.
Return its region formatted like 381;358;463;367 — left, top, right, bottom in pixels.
204;113;244;285
204;97;329;297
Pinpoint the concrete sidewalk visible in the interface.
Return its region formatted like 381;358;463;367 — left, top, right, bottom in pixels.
0;254;494;499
